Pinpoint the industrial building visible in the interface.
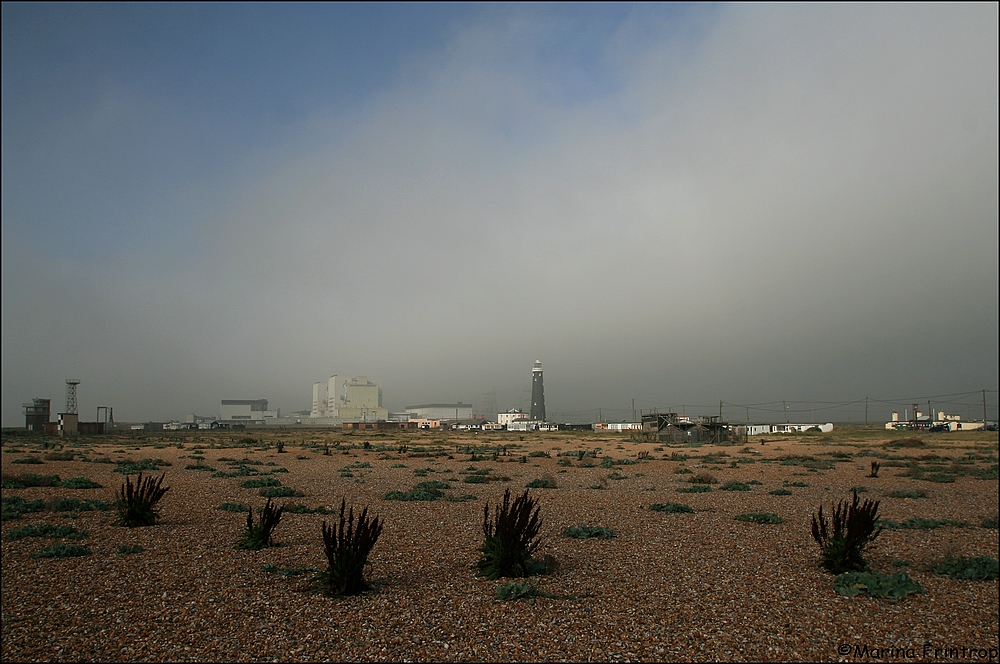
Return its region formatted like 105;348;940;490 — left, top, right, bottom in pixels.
23;398;51;431
405;403;473;421
306;375;387;421
220;399;281;423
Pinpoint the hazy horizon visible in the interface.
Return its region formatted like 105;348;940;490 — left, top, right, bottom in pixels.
3;4;997;427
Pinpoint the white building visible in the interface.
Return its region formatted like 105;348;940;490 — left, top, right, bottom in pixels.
497;409;529;428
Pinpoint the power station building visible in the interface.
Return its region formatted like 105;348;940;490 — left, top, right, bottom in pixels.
309;375;388;422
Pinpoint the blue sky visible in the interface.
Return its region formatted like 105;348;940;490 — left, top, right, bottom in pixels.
2;3;997;425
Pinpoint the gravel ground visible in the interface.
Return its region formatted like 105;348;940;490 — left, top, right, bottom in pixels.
2;429;997;662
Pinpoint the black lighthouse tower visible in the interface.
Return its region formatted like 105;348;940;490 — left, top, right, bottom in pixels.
530;360;546;421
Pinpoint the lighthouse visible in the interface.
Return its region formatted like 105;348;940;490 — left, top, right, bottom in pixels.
530;360;546;421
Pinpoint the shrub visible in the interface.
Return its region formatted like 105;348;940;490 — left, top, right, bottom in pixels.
44;451;76;461
495;580;554;601
238;498;283;550
464;474;487;484
6;524;87;540
114;459;169;474
382;486;443;501
2;473;61;488
58;477;102;489
563;524;616;539
478;489;544;580
216;502;250;512
526;476;557;489
931;555;998;581
649;503;694;514
261;487;300;498
52;498;110;512
30;543;92;558
720;481;751;492
735;512;783;524
114;472;169;527
528;451;549;458
239;477;281;489
887;490;928;499
811;491;881;574
284;504;334;515
769;488;793;496
185;463;215;471
2;496;47;520
789;481;808;487
688;472;717;485
315;498;384;595
118;545;144;555
676;485;711;493
833;571;924;600
878;517;968;530
12;456;44;464
982;516;999;529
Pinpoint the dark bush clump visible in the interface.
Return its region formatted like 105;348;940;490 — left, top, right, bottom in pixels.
676;485;711;493
30;543;92;558
769;488;793;496
478;489;544;580
2;473;61;488
525;476;557;489
12;456;44;464
261;486;300;498
649;503;694;514
58;477;102;489
216;502;250;512
52;497;111;512
735;512;783;524
811;490;881;574
238;498;283;550
563;524;616;539
114;472;169;528
239;477;281;489
315;498;384;595
6;524;87;540
720;481;751;492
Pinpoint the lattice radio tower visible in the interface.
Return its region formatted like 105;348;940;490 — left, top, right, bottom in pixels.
65;379;80;414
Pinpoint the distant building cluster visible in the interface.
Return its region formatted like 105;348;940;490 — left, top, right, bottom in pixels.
885;409;984;432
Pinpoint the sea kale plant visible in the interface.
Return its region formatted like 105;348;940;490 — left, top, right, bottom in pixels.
477;488;543;580
811;490;882;574
238;498;283;550
114;472;169;527
316;498;384;595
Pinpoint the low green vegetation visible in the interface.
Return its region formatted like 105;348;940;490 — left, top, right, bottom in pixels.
238;499;283;550
649;503;694;514
239;477;282;488
931;555;998;581
887;489;928;499
495;580;555;602
118;545;144;555
878;517;969;530
734;512;782;524
832;571;924;600
57;477;102;489
216;502;250;512
769;488;792;496
6;524;88;540
2;473;61;488
525;476;557;489
720;481;752;492
676;485;711;493
262;563;318;577
563;524;616;539
261;486;301;498
30;543;92;558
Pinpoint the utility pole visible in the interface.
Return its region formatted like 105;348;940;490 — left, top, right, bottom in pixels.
783;401;788;423
928;400;932;425
865;397;868;427
632;398;635;423
746;406;749;423
719;400;723;421
983;389;988;423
